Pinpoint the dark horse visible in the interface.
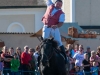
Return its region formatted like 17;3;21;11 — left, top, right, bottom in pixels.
39;37;66;75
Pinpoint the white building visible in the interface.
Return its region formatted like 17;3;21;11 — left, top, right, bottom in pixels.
0;0;100;50
0;0;47;50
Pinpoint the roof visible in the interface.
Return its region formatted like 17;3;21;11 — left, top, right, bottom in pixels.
0;0;46;8
30;22;84;38
0;32;35;34
30;29;42;37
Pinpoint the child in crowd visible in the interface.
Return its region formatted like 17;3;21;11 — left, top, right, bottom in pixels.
79;66;84;75
0;56;3;75
70;66;84;75
75;66;84;75
91;62;99;75
11;53;20;75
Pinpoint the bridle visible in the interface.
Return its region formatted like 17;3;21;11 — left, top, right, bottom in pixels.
40;41;55;66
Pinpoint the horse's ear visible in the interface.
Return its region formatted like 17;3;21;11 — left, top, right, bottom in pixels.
51;37;54;41
40;36;43;41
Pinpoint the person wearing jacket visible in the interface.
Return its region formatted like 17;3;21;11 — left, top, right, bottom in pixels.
11;53;20;75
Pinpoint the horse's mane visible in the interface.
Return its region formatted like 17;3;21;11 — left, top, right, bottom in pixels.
43;38;58;48
52;40;58;48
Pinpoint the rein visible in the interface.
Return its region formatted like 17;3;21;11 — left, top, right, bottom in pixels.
41;48;55;61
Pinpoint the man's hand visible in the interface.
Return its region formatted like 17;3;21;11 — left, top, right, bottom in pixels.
51;25;58;29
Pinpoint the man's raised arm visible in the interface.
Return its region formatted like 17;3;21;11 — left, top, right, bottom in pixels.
46;0;53;6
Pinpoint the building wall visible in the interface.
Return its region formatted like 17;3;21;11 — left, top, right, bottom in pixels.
1;0;100;28
75;0;100;26
0;34;40;51
0;8;46;32
63;0;70;22
0;15;35;32
74;35;100;51
62;35;100;51
0;34;100;52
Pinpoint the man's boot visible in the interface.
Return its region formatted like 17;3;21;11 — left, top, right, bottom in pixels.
59;45;67;64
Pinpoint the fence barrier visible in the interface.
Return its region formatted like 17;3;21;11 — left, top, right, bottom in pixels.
2;68;99;75
2;69;40;75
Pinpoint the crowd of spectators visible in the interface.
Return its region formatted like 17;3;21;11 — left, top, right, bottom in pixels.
66;44;100;75
0;44;100;75
0;45;41;75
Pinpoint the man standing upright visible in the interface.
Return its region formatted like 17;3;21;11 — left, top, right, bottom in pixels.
21;45;31;75
42;0;66;63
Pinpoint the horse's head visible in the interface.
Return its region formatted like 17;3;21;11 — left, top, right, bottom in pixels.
40;37;58;66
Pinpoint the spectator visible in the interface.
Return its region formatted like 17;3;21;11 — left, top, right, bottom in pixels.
11;53;20;75
66;50;74;74
21;45;31;75
28;48;36;75
34;45;41;68
91;62;99;75
34;45;40;60
70;67;76;75
79;66;84;75
16;47;22;60
66;50;70;75
74;44;79;53
75;66;82;75
90;51;100;66
16;47;22;73
66;44;75;58
9;47;14;56
1;46;13;75
70;66;83;75
79;45;84;52
73;45;84;66
0;55;3;75
86;46;91;60
96;46;100;57
82;53;91;75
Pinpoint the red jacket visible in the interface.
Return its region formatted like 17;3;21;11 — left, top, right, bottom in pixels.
21;52;31;65
42;4;64;26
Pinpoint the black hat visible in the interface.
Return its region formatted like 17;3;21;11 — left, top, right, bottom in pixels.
55;0;62;3
87;46;90;49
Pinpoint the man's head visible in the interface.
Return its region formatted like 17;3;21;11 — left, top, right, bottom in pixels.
84;53;88;60
66;44;72;50
24;45;29;53
79;45;83;50
87;46;90;52
28;48;35;55
2;46;8;53
54;0;63;9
